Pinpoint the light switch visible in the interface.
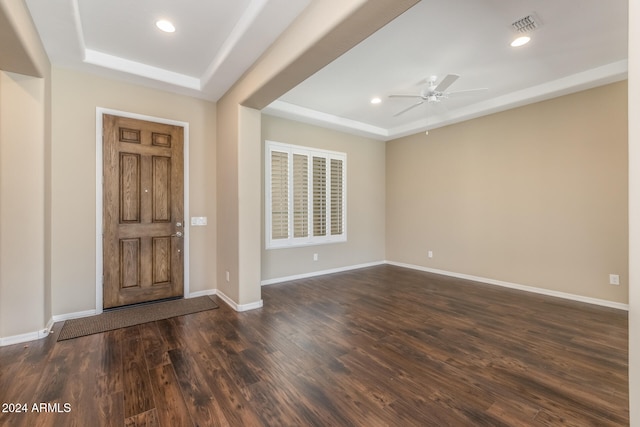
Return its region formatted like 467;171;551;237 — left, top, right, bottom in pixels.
191;216;207;226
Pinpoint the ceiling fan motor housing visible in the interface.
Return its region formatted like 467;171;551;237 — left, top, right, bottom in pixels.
420;88;442;102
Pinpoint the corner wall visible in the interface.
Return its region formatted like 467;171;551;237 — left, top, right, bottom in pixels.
386;81;628;304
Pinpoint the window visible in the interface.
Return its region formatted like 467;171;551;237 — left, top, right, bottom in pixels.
266;141;346;248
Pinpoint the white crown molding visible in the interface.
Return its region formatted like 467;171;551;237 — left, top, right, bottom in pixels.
266;60;629;141
70;0;86;54
200;0;269;85
84;49;201;90
40;0;310;101
388;59;629;140
263;100;390;140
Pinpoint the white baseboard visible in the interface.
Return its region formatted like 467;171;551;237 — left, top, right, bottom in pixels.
3;260;625;347
0;321;53;347
215;290;263;312
0;289;257;346
261;261;386;286
52;309;98;323
386;260;630;311
188;289;216;298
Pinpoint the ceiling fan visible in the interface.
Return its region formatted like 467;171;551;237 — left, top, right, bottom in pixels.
389;74;487;117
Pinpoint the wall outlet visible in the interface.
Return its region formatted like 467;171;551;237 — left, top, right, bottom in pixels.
313;253;318;261
609;274;620;285
428;251;433;259
225;271;230;282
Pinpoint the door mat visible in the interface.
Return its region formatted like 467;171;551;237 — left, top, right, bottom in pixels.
57;296;218;341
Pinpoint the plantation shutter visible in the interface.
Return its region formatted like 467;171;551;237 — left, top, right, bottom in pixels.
270;150;289;240
313;156;327;236
330;158;344;235
266;140;346;249
293;153;309;238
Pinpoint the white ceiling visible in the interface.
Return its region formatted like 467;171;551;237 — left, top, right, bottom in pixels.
266;0;629;140
26;0;628;141
25;0;312;100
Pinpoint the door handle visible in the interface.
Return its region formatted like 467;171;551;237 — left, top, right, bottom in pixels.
171;231;183;238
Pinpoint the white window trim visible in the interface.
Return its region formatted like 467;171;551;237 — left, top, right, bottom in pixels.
265;140;347;249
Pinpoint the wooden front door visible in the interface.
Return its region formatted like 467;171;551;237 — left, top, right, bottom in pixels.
103;114;184;309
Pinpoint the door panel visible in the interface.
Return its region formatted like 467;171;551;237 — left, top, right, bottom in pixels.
152;156;171;221
120;153;141;222
103;114;184;309
120;238;141;288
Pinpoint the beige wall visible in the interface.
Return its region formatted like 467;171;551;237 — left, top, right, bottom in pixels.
216;0;417;306
0;0;51;341
0;0;50;78
628;0;638;421
387;81;628;303
214;96;241;303
0;72;47;337
50;68;217;316
261;115;386;280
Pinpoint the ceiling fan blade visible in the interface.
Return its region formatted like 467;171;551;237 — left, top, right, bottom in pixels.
393;100;424;117
434;74;460;92
446;88;488;96
389;94;421;98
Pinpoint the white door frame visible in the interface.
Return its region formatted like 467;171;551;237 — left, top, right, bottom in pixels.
95;107;190;314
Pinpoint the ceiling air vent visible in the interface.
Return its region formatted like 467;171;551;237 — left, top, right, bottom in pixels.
511;13;542;33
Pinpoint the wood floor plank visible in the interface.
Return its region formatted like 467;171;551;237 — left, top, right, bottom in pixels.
299;363;402;426
139;321;171;370
122;332;155;418
148;364;193;427
168;348;230;427
95;329;124;398
0;265;629;425
260;368;356;426
124;408;160;427
96;391;125;427
243;379;311;426
200;367;263;426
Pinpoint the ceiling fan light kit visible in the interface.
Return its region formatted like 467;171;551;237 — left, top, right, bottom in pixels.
389;74;488;117
387;13;544;118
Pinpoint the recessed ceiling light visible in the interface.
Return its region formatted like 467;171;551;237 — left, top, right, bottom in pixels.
156;20;176;33
370;97;382;104
511;35;531;47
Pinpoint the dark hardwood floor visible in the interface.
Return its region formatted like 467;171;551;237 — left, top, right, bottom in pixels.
0;265;629;426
